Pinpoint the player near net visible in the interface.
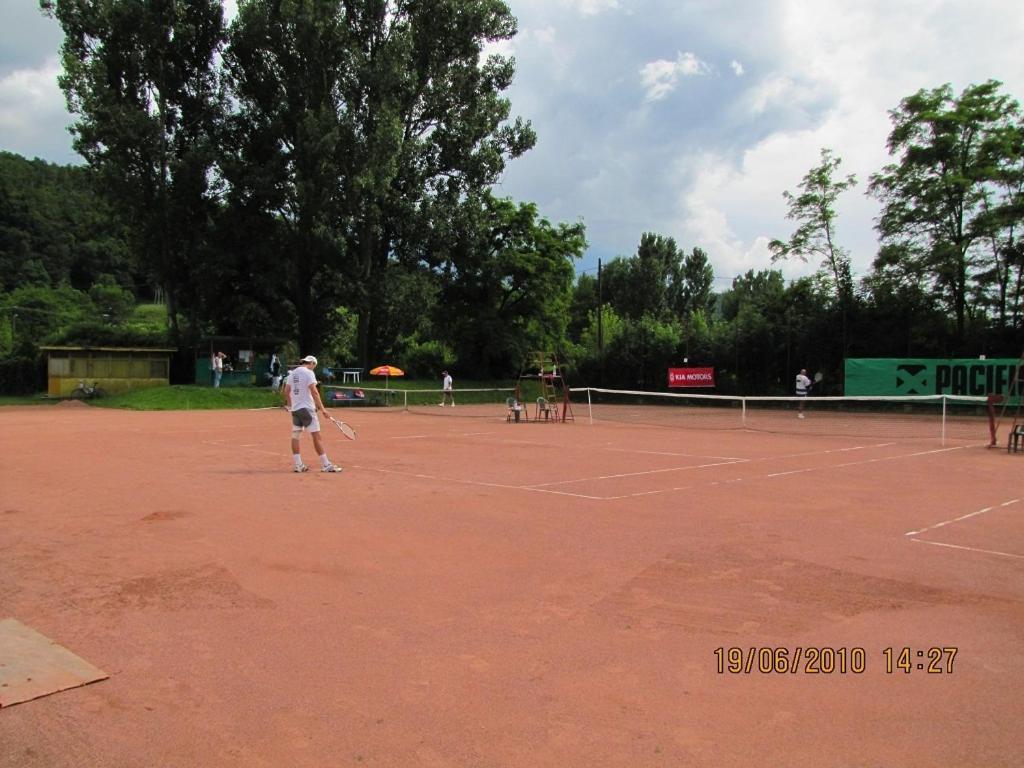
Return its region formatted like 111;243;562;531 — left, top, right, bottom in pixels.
283;355;343;473
795;368;812;418
794;368;823;418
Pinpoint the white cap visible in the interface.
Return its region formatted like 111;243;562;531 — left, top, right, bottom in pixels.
301;355;318;365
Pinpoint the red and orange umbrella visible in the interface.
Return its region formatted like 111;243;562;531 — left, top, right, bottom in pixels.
369;364;404;391
369;365;404;377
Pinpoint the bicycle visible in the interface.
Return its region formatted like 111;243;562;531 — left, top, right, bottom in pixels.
70;380;106;400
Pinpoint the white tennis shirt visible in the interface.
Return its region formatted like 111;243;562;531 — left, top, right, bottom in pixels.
288;366;318;412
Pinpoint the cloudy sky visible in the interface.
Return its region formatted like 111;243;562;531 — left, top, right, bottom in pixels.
3;0;1024;285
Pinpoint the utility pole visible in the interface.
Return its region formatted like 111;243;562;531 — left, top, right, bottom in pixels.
597;258;603;386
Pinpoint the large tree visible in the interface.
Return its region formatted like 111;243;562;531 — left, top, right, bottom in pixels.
433;191;585;377
769;147;856;303
601;233;687;320
975;112;1024;331
868;80;1020;340
223;0;535;359
675;246;715;317
42;0;227;341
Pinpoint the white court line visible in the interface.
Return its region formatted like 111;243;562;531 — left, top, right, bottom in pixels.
909;538;1024;561
721;444;897;474
603;445;749;461
766;468;816;478
604;477;754;500
218;436;974;501
765;443;896;461
350;465;609;500
766;445;971;478
592;445;975;499
905;498;1020;537
390;434;429;440
528;459;747;489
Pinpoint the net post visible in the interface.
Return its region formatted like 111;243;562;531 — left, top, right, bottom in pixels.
587;388;593;426
403;389;408;410
742;397;747;428
941;396;947;447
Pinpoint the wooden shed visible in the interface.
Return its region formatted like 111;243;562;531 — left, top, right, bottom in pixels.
41;346;176;397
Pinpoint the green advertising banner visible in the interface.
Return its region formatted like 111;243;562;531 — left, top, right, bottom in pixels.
845;358;1023;398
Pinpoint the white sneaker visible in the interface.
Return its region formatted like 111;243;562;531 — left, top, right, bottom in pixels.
438;403;444;407
798;413;805;419
321;464;343;473
294;464;309;473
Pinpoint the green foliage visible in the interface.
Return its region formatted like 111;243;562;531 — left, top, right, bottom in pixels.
599;235;716;323
91;385;282;411
399;339;456;379
868;80;1022;341
577;305;627;356
322;306;359;367
679;247;716;317
223;0;537;359
131;303;171;332
434;192;586;377
568;272;597;339
769;148;856;302
1;284;93;353
88;274;135;323
602;233;678;320
601;316;682;390
47;320;169;348
44;0;227;344
0;151;133;293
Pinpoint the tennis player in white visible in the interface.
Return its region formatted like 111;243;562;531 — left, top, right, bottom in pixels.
795;368;812;418
284;355;342;473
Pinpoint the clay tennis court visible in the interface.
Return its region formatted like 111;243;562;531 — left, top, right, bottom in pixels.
2;400;1023;767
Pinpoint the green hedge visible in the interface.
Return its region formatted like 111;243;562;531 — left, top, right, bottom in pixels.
46;320;169;348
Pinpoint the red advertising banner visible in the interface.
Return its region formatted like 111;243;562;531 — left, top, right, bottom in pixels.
668;367;715;388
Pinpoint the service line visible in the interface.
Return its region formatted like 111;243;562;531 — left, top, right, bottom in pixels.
351;465;609;500
905;498;1021;537
528;459;748;489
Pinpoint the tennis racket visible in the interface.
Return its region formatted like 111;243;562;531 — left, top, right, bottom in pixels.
326;413;357;440
813;371;824;385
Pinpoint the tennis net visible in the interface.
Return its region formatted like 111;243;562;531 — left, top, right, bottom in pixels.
322;385;516;416
570;387;991;444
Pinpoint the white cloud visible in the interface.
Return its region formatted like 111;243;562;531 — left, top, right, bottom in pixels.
657;0;1024;283
0;58;75;162
744;74;809;115
561;0;620;15
533;25;557;45
481;37;516;62
731;60;744;77
639;51;711;101
679;149;800;281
